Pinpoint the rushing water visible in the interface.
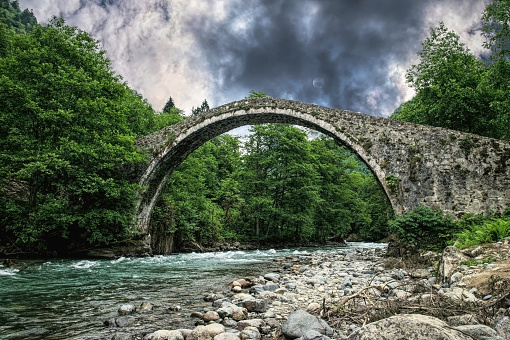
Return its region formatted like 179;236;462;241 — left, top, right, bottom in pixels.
0;243;384;340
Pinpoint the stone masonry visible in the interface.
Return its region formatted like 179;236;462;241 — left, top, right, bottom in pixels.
134;97;510;235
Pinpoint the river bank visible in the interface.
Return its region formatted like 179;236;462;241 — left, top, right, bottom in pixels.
137;242;510;340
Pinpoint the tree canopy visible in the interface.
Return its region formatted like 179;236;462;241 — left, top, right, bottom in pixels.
151;124;393;251
0;16;175;254
391;1;510;141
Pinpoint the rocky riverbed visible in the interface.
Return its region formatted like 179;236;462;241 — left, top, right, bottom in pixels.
96;242;510;340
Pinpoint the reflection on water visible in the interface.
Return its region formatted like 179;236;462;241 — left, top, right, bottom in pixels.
0;243;385;339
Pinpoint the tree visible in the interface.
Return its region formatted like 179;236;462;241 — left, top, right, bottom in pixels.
391;23;486;135
191;99;210;115
0;0;37;33
0;18;163;253
482;0;510;61
162;96;175;113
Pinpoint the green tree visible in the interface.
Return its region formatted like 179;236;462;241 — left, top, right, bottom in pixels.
482;0;510;61
393;23;485;134
388;206;456;251
0;0;37;33
0;18;162;253
162;96;175;113
191;99;210;115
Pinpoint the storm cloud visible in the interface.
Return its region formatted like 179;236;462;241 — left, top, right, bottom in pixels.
19;0;489;117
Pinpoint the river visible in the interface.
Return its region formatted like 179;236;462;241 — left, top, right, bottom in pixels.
0;243;384;339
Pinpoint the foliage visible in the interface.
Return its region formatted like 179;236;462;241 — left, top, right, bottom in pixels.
0;17;174;254
0;0;37;33
391;7;510;141
482;0;510;61
162;96;175;113
454;217;510;249
246;90;267;98
191;99;210;115
152;124;393;250
388;206;456;251
392;23;486;135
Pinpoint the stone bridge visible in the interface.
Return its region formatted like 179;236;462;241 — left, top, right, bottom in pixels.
135;97;510;235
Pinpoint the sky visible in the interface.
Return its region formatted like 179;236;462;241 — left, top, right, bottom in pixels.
19;0;490;119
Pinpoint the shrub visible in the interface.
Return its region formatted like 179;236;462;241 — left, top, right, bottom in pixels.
388;206;456;251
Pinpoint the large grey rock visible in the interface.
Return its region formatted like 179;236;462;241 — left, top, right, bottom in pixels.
242;299;268;313
118;304;135;315
264;273;281;281
281;310;333;339
347;314;473;340
495;316;510;339
303;330;331;340
455;324;500;339
143;330;184;340
240;326;260;340
214;333;240;340
447;314;479;326
439;246;469;284
249;285;265;295
188;325;212;340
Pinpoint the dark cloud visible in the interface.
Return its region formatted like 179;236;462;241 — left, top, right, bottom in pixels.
20;0;490;116
185;0;486;116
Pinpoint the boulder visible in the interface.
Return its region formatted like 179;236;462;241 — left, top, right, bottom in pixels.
203;311;221;322
214;333;241;340
138;302;154;312
242;299;268;313
118;304;135;315
302;330;331;340
240;326;260;340
347;314;473;340
188;325;212;340
143;330;184;340
264;273;281;282
307;303;321;313
455;324;500;339
232;306;248;321
281;310;333;339
205;323;225;337
446;314;479;326
217;303;236;318
237;319;265;331
494;316;510;339
439;246;469;284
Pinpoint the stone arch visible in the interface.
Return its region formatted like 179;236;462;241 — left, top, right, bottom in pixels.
135;97;510;236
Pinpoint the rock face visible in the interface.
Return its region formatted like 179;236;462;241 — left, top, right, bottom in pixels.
281;310;333;339
347;314;474;340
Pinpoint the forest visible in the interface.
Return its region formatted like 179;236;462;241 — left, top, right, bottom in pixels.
1;0;509;255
